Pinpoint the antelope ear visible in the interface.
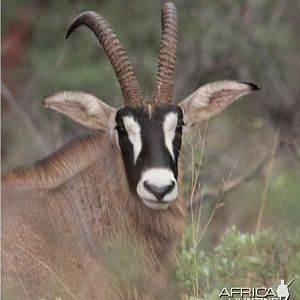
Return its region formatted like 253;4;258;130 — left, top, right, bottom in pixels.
42;91;116;131
179;80;260;126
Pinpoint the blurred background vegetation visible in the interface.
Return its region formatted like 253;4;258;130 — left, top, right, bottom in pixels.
2;0;300;298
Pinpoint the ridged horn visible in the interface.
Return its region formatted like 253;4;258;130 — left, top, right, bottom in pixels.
66;11;142;106
154;2;178;103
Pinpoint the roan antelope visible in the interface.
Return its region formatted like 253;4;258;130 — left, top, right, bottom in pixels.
2;3;260;299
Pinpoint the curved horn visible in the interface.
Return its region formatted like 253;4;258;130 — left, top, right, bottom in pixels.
66;11;142;106
154;3;178;103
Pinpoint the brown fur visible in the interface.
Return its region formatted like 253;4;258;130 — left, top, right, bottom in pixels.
2;132;186;299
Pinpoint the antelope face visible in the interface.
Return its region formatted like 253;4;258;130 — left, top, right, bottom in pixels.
43;3;260;210
114;104;184;209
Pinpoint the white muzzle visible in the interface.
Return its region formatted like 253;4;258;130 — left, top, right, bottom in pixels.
136;168;178;210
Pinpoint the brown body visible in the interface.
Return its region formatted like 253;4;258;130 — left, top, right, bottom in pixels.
2;132;185;299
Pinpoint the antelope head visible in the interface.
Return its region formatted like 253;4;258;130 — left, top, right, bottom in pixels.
43;3;260;210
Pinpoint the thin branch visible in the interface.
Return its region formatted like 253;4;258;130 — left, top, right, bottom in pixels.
1;82;49;154
186;132;296;212
186;155;265;211
255;131;279;234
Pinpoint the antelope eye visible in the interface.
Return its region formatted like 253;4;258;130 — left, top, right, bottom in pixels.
176;121;185;129
115;124;126;134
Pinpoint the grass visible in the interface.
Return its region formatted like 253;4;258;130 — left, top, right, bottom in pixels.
174;128;300;299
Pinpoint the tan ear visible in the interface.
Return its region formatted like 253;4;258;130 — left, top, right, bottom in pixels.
42;91;116;131
179;80;260;126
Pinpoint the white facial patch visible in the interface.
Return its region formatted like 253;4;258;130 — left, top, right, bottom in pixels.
123;116;142;164
137;168;178;210
163;112;178;161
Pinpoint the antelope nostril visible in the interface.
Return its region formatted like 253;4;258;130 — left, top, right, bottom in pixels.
144;180;175;200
